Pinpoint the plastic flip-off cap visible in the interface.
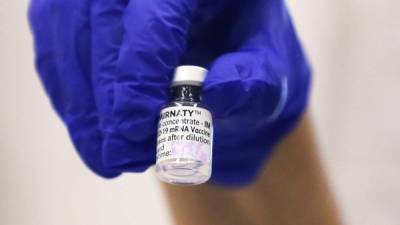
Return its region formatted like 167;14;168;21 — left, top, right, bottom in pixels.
172;65;208;86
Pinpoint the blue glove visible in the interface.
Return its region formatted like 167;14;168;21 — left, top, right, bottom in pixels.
29;0;310;186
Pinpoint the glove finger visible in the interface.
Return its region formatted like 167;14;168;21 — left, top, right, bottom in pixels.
29;0;119;177
202;0;311;185
91;0;133;170
91;0;128;129
203;52;285;185
91;0;199;171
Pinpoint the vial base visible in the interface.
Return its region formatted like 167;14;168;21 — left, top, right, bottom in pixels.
156;159;211;185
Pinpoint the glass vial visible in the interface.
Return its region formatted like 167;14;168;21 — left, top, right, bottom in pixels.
156;65;213;185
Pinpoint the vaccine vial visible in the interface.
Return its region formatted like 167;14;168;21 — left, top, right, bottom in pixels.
156;65;213;185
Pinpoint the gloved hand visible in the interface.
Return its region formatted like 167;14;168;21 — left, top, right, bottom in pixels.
29;0;310;186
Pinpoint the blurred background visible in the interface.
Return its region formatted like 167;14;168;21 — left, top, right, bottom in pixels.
0;0;399;224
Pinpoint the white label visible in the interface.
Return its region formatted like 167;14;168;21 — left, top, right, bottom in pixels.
156;106;213;164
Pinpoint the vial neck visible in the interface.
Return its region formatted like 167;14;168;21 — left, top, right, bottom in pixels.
171;85;202;102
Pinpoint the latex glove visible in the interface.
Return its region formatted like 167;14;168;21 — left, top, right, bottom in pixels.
29;0;310;186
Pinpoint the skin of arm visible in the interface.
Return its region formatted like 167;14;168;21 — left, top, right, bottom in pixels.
161;113;343;225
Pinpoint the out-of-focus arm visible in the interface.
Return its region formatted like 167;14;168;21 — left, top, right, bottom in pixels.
161;113;343;225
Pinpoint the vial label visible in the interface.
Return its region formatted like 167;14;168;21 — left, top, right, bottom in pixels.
156;106;212;164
